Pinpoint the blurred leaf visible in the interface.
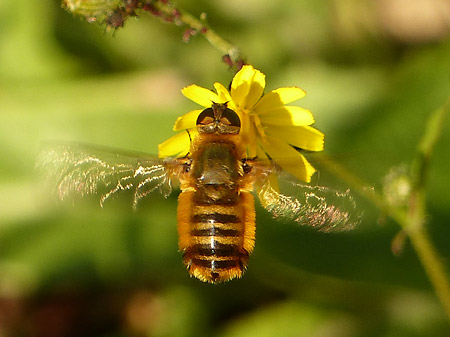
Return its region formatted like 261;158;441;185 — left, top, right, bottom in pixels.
218;300;357;337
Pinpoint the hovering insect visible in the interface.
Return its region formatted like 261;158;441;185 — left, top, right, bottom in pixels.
37;103;359;283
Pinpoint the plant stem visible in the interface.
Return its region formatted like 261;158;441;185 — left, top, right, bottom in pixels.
317;153;407;225
408;226;450;320
322;96;450;320
153;1;244;66
406;97;450;320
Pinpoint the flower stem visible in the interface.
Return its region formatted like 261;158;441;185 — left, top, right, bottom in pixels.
317;154;407;225
322;96;450;321
406;97;450;320
152;1;245;68
408;226;450;320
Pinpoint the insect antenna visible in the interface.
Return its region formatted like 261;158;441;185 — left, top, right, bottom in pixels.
186;129;192;144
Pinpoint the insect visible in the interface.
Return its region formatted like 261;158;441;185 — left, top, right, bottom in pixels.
37;103;359;283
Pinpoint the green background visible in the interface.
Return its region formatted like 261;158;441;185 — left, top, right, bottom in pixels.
1;0;450;336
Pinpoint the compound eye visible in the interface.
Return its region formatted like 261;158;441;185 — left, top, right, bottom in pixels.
220;108;241;128
196;108;215;126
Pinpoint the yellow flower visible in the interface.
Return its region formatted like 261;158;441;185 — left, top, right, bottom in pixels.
158;65;324;183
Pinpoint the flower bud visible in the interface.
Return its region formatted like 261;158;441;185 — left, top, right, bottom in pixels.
63;0;124;19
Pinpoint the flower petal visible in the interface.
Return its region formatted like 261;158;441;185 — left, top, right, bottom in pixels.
213;82;232;102
240;113;258;157
173;109;202;131
260;135;316;182
254;87;306;112
231;65;265;110
181;85;220;107
265;125;324;151
258;106;315;126
158;129;197;158
256;143;269;160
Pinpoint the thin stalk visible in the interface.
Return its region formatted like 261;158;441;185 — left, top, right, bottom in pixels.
321;96;450;321
406;97;450;320
317;154;406;225
153;1;244;66
408;226;450;320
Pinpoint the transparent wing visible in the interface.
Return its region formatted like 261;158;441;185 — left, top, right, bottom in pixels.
36;142;183;208
250;160;361;232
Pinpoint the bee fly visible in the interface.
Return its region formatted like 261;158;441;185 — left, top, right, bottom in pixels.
37;103;359;283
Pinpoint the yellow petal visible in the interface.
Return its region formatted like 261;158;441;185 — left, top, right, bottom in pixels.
240;113;258;157
181;85;220;107
158;129;196;158
254;87;306;113
231;65;265;110
256;143;269;160
173;109;202;131
265;125;324;152
213;82;232;102
258;106;315;126
260;135;316;182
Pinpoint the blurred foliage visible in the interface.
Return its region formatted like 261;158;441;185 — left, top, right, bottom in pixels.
1;0;450;336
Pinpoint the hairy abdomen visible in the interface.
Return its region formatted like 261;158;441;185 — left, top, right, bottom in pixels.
177;189;255;283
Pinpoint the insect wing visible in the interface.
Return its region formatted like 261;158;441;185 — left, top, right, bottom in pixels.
36;142;183;208
250;160;361;232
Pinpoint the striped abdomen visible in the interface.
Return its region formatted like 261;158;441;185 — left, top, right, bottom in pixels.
177;189;255;283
